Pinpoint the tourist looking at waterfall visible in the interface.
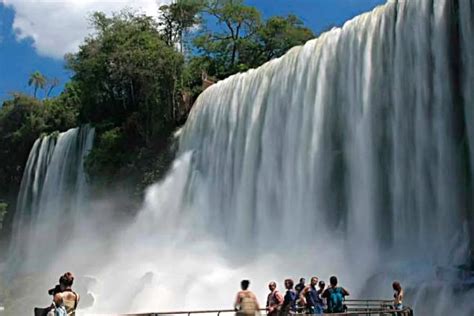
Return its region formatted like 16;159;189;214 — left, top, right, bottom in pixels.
321;276;349;313
234;280;260;316
299;277;324;314
317;281;326;311
34;273;79;316
280;279;297;315
294;278;306;313
392;281;404;310
58;272;80;316
295;278;305;295
266;281;284;316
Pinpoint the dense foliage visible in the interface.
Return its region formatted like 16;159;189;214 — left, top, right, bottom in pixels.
0;0;315;227
192;0;314;79
0;94;78;194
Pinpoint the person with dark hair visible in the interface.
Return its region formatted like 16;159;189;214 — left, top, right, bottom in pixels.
392;281;404;310
59;272;80;316
295;278;305;296
234;280;260;316
294;278;306;313
321;276;349;313
35;273;78;316
280;279;297;315
266;281;284;316
299;277;323;314
317;281;326;312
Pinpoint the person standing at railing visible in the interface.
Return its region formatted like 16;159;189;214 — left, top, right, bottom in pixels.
234;280;261;316
294;278;306;313
295;278;305;296
266;281;284;316
321;276;349;313
316;281;326;312
299;277;324;315
280;279;297;316
392;281;404;310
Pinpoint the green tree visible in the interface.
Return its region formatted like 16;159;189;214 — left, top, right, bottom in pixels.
193;0;261;77
67;11;184;143
64;10;185;186
0;93;78;200
191;1;314;81
252;15;314;65
28;71;47;99
46;77;60;98
159;0;204;53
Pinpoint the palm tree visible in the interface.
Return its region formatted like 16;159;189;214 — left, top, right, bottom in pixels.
46;77;60;97
28;71;47;98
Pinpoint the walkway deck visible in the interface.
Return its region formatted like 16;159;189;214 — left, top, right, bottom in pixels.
90;300;412;316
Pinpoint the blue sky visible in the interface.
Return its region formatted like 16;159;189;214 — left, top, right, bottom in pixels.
0;0;387;103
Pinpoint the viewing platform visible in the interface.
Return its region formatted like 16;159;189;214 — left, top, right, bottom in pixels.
92;300;413;316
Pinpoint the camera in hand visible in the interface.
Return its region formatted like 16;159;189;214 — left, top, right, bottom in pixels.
47;284;61;296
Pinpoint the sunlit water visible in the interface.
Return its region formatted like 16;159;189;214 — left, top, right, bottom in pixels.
3;0;474;315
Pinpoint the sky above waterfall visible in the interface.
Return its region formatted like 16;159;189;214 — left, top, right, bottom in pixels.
0;0;387;102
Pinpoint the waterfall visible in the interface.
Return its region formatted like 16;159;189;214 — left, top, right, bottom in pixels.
179;0;473;259
9;125;95;272
168;0;473;313
4;0;474;315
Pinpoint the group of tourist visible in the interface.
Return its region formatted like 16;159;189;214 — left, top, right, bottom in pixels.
234;276;350;316
35;272;80;316
37;272;403;316
234;277;404;315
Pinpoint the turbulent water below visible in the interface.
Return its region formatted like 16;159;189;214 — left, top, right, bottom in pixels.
3;0;474;315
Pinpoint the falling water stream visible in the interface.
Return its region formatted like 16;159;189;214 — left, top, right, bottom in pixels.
4;0;474;315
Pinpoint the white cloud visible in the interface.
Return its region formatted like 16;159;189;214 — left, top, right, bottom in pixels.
4;0;172;59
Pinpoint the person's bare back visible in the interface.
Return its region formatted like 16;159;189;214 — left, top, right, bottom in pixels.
235;280;260;316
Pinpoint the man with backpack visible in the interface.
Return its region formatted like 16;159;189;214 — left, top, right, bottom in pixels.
321;276;349;313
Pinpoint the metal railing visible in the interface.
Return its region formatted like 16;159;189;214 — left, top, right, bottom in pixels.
94;299;413;316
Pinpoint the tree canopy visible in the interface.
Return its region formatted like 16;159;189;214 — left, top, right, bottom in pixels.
0;0;316;219
192;0;314;79
28;71;46;99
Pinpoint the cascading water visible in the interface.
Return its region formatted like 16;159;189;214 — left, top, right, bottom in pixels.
8;125;95;273
179;0;474;261
4;0;474;315
167;0;474;313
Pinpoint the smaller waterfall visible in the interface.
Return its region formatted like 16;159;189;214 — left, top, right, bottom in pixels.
9;125;95;272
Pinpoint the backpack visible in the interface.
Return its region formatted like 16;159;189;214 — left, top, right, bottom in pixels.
327;287;344;313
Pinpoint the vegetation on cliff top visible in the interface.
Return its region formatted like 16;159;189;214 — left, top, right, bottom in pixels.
0;0;315;226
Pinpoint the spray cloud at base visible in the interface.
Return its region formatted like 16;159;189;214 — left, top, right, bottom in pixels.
3;0;474;315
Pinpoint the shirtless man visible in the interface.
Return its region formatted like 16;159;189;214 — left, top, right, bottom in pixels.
234;280;260;316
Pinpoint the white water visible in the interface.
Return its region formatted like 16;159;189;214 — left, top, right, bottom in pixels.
8;126;95;273
4;0;474;315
